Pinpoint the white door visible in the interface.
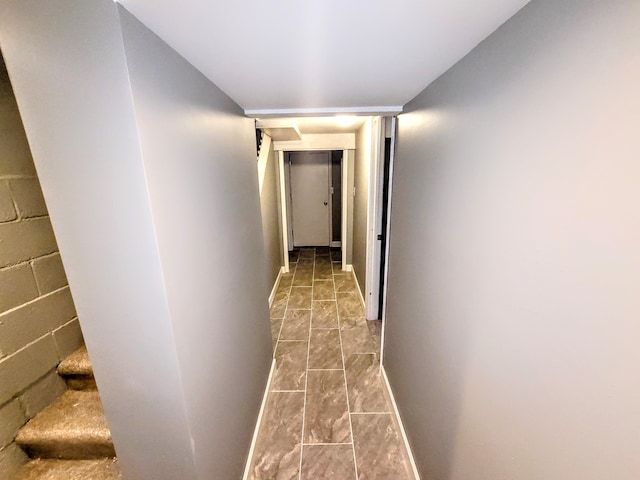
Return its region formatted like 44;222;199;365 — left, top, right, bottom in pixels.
290;152;330;246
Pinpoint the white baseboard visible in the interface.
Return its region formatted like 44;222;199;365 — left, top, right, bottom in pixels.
351;268;366;309
268;267;284;307
344;263;353;272
381;366;421;480
242;359;276;480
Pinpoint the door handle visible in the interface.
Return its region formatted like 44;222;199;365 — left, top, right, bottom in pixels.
323;202;328;206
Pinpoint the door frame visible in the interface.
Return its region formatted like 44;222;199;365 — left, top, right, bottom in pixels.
364;116;385;319
288;151;331;247
278;148;349;273
379;117;397;364
329;151;342;249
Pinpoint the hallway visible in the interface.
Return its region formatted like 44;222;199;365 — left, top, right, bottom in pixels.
248;248;413;479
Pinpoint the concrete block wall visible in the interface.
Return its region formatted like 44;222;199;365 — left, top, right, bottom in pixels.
0;53;84;478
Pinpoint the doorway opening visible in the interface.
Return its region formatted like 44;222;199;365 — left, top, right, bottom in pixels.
286;150;342;249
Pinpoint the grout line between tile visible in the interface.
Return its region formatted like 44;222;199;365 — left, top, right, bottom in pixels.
334;271;359;480
302;442;353;446
298;249;315;480
349;411;392;415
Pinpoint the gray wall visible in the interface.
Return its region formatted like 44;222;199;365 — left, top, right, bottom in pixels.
260;138;283;291
385;0;640;479
0;1;272;478
0;51;83;478
352;120;371;297
118;9;272;479
345;150;355;266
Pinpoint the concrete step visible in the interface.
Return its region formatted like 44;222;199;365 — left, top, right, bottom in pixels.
16;390;115;459
57;346;96;390
15;459;122;480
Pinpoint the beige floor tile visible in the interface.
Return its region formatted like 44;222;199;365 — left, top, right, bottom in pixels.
280;310;311;341
296;257;314;269
311;301;339;328
351;413;412;480
313;280;335;301
248;392;304;480
303;370;351;444
336;292;365;317
332;262;345;274
293;269;313;287
276;275;293;295
308;329;342;369
314;264;333;280
270;317;283;349
340;317;379;355
269;292;288;319
288;287;312;309
344;354;388;413
333;274;357;293
300;444;356;480
298;248;315;258
272;341;307;391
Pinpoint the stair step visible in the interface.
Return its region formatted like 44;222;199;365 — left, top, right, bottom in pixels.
16;390;114;459
16;459;122;480
57;347;96;390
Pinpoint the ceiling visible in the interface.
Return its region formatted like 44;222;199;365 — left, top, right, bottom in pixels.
116;0;530;115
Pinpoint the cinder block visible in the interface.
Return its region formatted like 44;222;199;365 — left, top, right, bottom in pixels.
8;178;48;218
0;181;16;223
0;442;28;479
0;57;11;98
31;253;68;295
18;369;66;420
0;127;35;177
0;263;39;313
53;319;84;361
0;97;22;133
0;288;77;358
0;217;58;268
0;335;59;405
0;400;26;449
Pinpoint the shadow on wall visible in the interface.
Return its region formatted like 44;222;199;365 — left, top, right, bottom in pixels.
0;50;84;476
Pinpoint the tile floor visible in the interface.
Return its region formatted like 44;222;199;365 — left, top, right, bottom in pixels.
248;247;414;480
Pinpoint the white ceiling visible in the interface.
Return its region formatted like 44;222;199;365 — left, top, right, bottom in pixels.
116;0;530;115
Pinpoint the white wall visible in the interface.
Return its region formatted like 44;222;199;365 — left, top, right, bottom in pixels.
260;138;284;291
118;9;272;479
352;119;372;298
385;0;640;479
0;1;272;478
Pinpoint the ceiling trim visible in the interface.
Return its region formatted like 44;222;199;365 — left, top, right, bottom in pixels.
244;106;403;118
273;133;356;151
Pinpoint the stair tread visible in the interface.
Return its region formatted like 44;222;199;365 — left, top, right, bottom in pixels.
57;347;93;377
16;390;114;459
16;459;122;480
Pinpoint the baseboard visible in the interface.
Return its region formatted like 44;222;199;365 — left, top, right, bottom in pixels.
350;268;366;309
381;366;421;480
242;358;276;480
344;263;353;272
268;267;284;307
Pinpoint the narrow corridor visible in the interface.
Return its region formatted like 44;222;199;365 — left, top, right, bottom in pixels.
248;247;414;479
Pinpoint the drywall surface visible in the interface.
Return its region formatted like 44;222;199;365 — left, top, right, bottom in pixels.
118;8;272;479
261;139;284;291
345;150;355;266
2;0;208;478
385;0;640;479
0;51;83;477
352;119;371;297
